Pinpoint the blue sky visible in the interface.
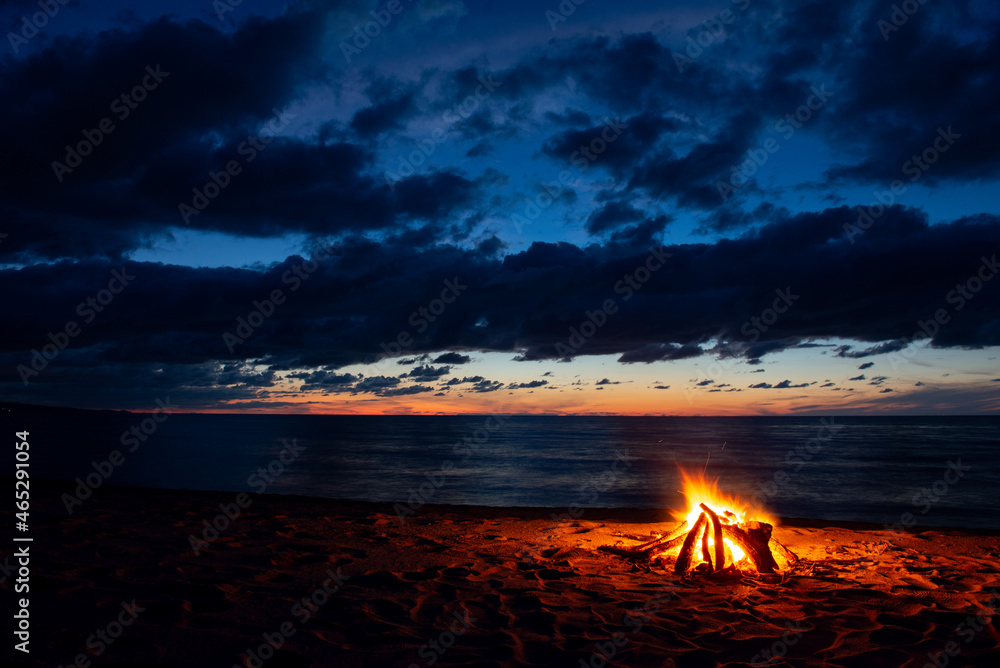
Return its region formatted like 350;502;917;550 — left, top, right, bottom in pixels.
1;0;998;413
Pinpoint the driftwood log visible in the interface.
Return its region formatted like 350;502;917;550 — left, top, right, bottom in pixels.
599;521;689;561
700;520;712;567
674;512;708;575
631;521;689;552
699;503;726;572
720;521;779;573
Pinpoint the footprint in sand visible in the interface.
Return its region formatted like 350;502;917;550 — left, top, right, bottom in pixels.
830;588;925;615
330;546;368;558
254;570;295;583
536;568;577;581
898;574;937;590
327;556;354;568
362;598;408;619
413;537;449;552
398;568;438;582
179;587;234;613
351;570;404;590
240;648;310;668
828;647;912;667
269;553;328;567
459;599;506;631
868;624;926;646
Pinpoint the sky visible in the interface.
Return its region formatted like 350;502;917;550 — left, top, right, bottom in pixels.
1;0;998;415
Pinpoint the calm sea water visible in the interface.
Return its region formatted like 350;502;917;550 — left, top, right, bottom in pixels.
16;411;1000;530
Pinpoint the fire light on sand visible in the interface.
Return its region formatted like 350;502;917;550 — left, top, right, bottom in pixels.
603;467;798;574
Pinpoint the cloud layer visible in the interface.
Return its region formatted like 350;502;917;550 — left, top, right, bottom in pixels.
1;0;998;411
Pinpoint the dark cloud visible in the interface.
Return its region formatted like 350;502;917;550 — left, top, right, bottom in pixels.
544;108;591;126
858;362;875;370
697;202;787;236
405;365;451;379
291;370;358;391
629;112;763;210
465;140;493;158
432;352;471;365
509;380;548;389
541;111;680;181
774;380;811;389
618;343;703;364
0;13;486;263
350;77;418;139
518;3;997;216
823;3;1000;187
585;201;644;235
5;0;997;269
605;214;671;249
380;384;435;397
353;376;401;393
747;379;812;390
849;375;866;381
444;376;484;386
595;378;620;385
836;340;909;359
469;379;504;393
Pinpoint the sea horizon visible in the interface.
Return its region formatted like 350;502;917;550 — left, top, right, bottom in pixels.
5;401;996;417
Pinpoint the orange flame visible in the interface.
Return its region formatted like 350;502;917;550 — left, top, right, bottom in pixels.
668;467;775;568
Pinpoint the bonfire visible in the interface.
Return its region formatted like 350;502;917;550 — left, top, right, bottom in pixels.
605;468;797;574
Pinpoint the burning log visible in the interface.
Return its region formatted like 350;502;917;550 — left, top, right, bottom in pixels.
673;512;708;575
699;503;726;572
700;520;712;568
646;532;687;554
720;521;779;573
632;521;689;552
599;521;689;561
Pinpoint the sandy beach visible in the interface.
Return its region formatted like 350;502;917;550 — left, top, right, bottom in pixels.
13;482;1000;667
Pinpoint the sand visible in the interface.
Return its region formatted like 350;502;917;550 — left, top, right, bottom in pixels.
14;483;1000;667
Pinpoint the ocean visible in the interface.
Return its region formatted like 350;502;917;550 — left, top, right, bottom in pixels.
13;409;1000;530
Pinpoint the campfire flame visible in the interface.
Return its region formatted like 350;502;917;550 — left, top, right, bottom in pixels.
601;466;797;574
659;467;776;570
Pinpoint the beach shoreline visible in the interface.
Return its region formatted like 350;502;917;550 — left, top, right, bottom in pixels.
13;481;1000;667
